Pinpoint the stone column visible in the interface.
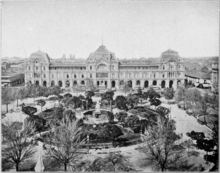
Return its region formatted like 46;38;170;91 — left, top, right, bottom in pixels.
132;79;136;89
148;80;153;87
108;80;111;89
62;80;65;88
173;80;177;90
116;80;119;89
157;80;161;88
70;80;73;88
166;80;169;88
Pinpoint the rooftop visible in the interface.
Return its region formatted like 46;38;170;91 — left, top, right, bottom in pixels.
28;50;50;63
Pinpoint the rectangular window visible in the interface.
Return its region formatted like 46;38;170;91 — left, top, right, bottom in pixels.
43;74;46;78
90;74;92;78
28;66;30;70
36;66;38;70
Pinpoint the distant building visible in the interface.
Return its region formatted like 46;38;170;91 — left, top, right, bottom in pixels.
185;65;214;89
1;72;25;87
10;63;25;73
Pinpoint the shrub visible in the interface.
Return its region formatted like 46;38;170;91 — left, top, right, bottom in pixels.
2;158;14;171
164;88;174;100
43;157;63;171
19;160;36;171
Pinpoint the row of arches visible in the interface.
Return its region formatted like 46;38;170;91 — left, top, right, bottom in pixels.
31;80;85;87
30;79;181;89
118;80;178;88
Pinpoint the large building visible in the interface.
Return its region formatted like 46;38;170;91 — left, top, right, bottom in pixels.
24;45;185;90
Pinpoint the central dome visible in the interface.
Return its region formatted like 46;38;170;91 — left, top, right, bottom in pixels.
95;45;110;54
87;45;116;61
29;50;50;63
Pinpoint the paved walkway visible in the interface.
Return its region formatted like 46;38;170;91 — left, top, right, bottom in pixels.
161;103;213;139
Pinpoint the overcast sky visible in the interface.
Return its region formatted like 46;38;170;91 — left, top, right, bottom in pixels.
2;0;219;59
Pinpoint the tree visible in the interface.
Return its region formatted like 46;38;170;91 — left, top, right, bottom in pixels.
2;87;14;113
143;88;161;108
64;93;73;99
36;99;46;113
2;121;36;171
196;139;215;163
49;86;62;96
139;116;184;171
45;118;85;171
163;87;174;100
85;90;95;109
85;90;95;99
101;90;114;112
87;153;134;171
186;131;205;140
21;106;37;116
150;98;161;108
122;83;131;96
115;112;128;123
174;86;186;107
85;79;97;92
115;95;127;110
182;139;194;156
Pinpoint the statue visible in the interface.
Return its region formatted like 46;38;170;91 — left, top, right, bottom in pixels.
35;141;45;172
95;100;101;115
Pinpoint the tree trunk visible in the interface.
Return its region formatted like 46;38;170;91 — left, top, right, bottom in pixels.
110;100;112;113
6;104;8;113
16;163;19;171
64;163;67;171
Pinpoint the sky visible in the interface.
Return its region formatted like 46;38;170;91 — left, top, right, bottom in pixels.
2;0;219;59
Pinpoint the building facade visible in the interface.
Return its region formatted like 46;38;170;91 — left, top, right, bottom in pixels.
1;72;25;87
24;45;185;90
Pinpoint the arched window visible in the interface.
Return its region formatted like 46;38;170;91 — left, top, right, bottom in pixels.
67;74;69;78
163;65;165;70
82;74;84;78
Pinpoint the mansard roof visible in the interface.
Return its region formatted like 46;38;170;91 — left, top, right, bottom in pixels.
50;58;86;67
119;58;160;66
87;45;117;62
28;50;50;63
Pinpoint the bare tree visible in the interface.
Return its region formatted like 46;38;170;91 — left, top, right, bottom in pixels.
2;121;36;171
45;117;86;171
139;116;185;171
